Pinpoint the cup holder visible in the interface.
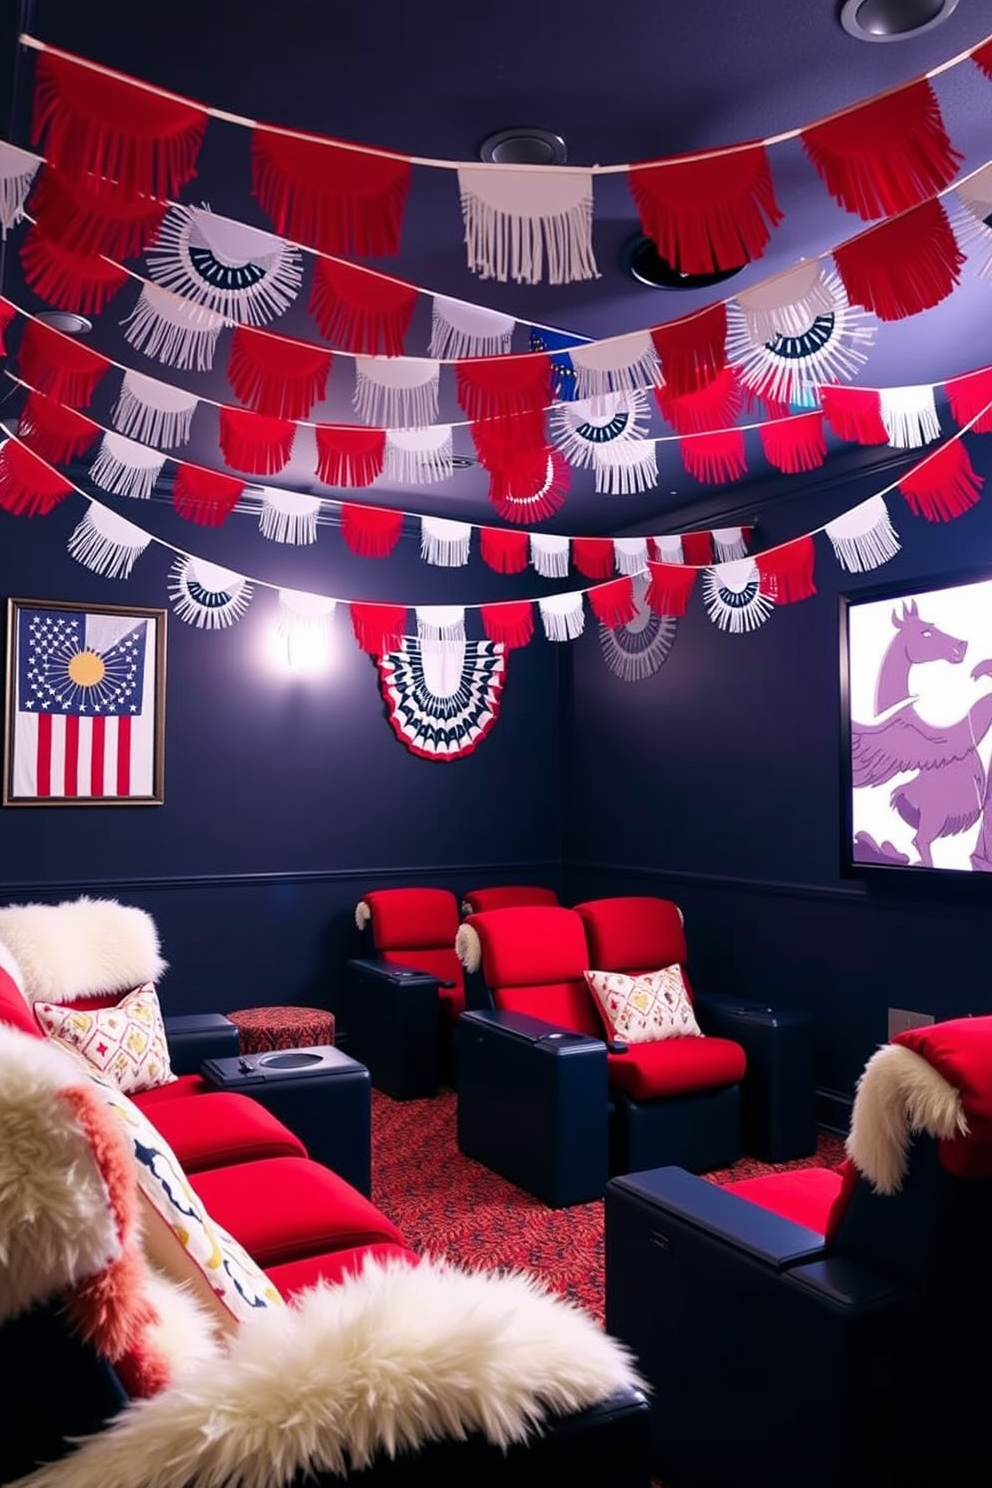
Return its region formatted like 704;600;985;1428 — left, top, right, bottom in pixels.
258;1051;325;1071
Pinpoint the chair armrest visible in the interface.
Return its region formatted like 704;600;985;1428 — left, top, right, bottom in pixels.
347;956;440;988
164;1013;239;1074
344;958;442;1101
460;1007;606;1052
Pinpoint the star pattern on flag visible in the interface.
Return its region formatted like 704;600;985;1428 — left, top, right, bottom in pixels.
21;613;147;717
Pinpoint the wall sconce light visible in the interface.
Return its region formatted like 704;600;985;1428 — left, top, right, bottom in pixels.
271;589;337;675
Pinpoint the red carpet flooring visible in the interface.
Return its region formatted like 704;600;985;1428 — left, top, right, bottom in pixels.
371;1088;846;1326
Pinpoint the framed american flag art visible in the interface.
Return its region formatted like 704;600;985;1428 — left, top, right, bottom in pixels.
3;598;167;807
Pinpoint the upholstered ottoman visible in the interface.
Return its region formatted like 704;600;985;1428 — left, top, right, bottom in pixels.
226;1004;336;1054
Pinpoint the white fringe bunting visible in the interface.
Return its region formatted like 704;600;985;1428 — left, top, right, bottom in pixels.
952;166;992;281
110;370;198;449
712;526;748;562
702;560;774;634
122;283;226;372
550;390;651;469
169;557;252;629
416;605;466;642
258;488;321;545
420;516;472;568
530;534;570;578
146;205;303;325
825;496;901;573
613;538;649;576
277;589;336;637
735;260;839;344
428;297;515;360
354;358;440;428
0;141;40;237
89;432;167;501
653;535;684;564
457;167;598;286
67;503;151;580
570;332;661;398
539;591;585;642
593;441;659;495
384;427;454;485
879;385;941;449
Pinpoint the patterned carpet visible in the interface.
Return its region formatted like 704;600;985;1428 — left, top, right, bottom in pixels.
371;1088;846;1326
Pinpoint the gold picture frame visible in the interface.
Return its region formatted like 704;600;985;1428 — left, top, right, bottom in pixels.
4;598;167;807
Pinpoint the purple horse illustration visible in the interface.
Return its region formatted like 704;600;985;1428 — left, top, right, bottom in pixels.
852;600;992;868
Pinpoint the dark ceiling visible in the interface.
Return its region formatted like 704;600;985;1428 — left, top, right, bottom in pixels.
4;0;992;540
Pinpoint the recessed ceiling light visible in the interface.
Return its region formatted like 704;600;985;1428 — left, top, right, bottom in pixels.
34;310;93;335
621;234;746;291
479;128;567;166
839;0;958;42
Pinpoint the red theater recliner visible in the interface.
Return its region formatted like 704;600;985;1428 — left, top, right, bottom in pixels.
461;885;560;915
606;1016;992;1488
456;905;745;1206
345;887;465;1099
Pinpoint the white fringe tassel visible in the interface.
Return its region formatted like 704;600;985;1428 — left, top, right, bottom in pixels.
825;496;901;574
879;385;941;450
0;141;40;237
571;332;661;398
355;900;371;932
416;606;466;642
428;297;515;360
169;558;252;630
702;561;774;635
384;427;454;485
593;441;658;495
420;517;471;568
457;167;598;286
653;535;684;564
530;534;570;578
539;592;585;642
613;538;649;576
353;359;440;429
122;283;226;372
277;589;336;638
67;504;151;580
110;370;198;450
735;259;839;344
951;176;992;281
712;527;748;562
146;205;303;325
259;489;321;545
89;432;167;501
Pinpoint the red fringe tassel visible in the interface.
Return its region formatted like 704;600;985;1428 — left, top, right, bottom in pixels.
350;601;407;655
31;51;207;200
480;601;534;650
629;144;782;275
680;531;714;566
252;128;410;257
819;387;886;445
0;297;14;355
314;426;386;488
655;366;741;434
945;370;992;435
173;464;245;526
973;38;992;79
17;389;99;463
651;304;728;400
470;411;548;476
308;258;417;356
17;317;110;408
227;326;331;421
801;80;961;221
0;439;74;515
457;355;552;423
680;429;747;485
833;200;964;321
218;407;295;476
898;440;983;523
758;411;827;473
341;503;404;557
645;560;696;618
588;577;637;629
29;167;170;260
572;537;615;580
20;228;129;316
488;451;569;524
756;536;817;604
479;527;529;573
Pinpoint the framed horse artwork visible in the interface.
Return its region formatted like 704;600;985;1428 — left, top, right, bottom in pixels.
840;566;992;877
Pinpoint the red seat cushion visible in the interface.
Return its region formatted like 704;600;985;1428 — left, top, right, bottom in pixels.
140;1092;307;1172
607;1035;746;1100
132;1073;209;1105
190;1156;406;1268
722;1166;845;1237
267;1243;417;1297
497;982;603;1039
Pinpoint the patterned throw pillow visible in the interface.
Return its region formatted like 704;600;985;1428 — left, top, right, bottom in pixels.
584;966;702;1045
34;982;178;1094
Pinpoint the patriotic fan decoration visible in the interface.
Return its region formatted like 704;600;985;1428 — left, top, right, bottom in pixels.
598;575;678;682
145;205;304;325
375;637;507;760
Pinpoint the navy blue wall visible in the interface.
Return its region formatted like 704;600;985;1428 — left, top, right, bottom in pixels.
0;495;563;1018
562;441;992;1123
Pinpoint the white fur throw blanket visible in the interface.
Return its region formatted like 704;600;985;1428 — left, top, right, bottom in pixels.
12;1256;643;1488
0;897;167;1004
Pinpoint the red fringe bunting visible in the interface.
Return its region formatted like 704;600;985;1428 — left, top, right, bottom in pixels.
218;407;295;476
973;38;992;79
488;450;569;524
629;144;782;275
456;355;552;423
340;503;403;558
17;388;99;463
897;440;983;523
801;80;961;221
588;577;637;629
651;304;728;400
314;426;386;488
655;365;741;434
833;199;964;321
0;439;74;516
0;297;14;355
28;167;170;260
172;463;245;526
756;536;817;604
480;601;534;650
819;387;887;445
20;228;129;316
758;411;827;474
572;537;615;580
946;370;992;435
17;317;110;408
479;528;529;573
31;51;207;200
308;258;417;356
680;531;714;566
227;326;331;421
350;601;407;655
680;428;747;485
645;560;696;618
470;410;548;475
252;128;410;257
